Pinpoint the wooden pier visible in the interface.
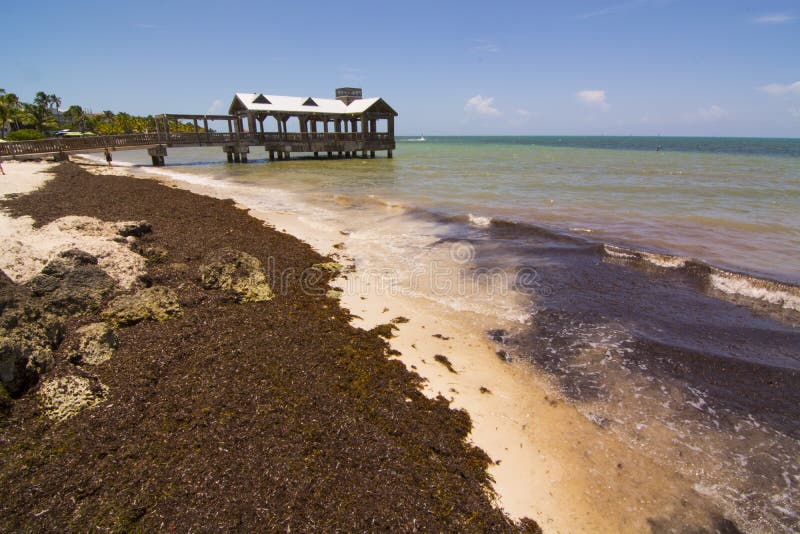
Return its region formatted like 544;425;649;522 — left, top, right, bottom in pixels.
0;88;397;166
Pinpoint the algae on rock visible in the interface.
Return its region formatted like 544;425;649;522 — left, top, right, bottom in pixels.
69;323;119;365
199;248;273;302
101;286;182;327
37;375;108;421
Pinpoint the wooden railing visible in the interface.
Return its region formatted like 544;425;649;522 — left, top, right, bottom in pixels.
0;131;394;157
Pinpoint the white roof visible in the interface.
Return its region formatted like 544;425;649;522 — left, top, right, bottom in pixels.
232;93;388;115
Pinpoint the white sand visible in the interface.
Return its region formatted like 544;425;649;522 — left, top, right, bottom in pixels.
0;161;146;288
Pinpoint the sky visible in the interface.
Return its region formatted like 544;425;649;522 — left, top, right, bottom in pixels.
4;0;800;137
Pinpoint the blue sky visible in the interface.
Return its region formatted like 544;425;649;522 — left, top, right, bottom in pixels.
5;0;799;136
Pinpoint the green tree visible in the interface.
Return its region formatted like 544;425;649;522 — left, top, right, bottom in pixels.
0;90;23;135
63;105;86;131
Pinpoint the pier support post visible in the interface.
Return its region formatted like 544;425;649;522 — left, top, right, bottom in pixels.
370;151;375;158
337;151;343;158
314;152;319;158
234;153;241;163
269;150;275;161
327;151;333;158
148;145;168;167
227;152;234;163
387;149;393;159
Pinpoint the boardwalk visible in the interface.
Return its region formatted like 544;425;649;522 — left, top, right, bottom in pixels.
0;88;397;165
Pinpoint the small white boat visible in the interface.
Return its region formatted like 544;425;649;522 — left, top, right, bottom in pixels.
407;134;426;142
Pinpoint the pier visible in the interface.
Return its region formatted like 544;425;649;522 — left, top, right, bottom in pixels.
0;88;397;165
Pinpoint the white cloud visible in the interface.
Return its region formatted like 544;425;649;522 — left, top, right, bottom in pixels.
754;13;794;24
758;81;800;95
790;107;800;119
207;99;224;114
465;95;501;116
681;105;728;123
470;39;500;54
577;90;610;111
515;109;531;117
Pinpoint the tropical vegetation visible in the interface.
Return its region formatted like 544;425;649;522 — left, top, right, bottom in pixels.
0;88;203;139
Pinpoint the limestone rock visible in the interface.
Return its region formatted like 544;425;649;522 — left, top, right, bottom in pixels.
114;220;152;238
102;286;182;327
199;248;274;302
37;375;108;421
69;323;119;365
26;249;116;315
0;270;63;397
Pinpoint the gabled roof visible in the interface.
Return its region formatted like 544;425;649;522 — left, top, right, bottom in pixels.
229;93;397;116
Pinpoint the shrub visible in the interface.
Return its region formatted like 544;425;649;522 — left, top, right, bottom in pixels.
4;129;45;141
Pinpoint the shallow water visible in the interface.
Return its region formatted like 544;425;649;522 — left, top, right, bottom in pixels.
109;137;800;531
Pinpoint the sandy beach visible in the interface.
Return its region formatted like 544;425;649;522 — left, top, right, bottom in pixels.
0;159;745;532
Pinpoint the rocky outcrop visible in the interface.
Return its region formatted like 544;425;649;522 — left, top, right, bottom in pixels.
0;270;63;397
101;286;182;327
37;374;108;421
199;248;274;302
68;323;118;365
26;249;116;314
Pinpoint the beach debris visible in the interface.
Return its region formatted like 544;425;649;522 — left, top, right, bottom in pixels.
101;286;182;327
311;261;343;274
68;322;118;365
37;374;107;421
370;323;397;339
487;329;509;344
391;316;409;324
434;354;457;374
496;350;512;363
114;220;152;238
26;249;116;314
432;333;450;340
140;245;168;264
479;386;492;394
325;289;343;299
199;248;274;302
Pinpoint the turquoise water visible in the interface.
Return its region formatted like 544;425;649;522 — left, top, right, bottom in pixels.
115;136;800;283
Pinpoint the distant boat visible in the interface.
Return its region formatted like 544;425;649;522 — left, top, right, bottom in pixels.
407;134;426;142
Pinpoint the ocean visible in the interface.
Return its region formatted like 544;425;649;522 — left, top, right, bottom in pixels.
109;136;800;531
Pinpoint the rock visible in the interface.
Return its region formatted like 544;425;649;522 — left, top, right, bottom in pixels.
142;246;169;263
0;270;63;397
312;262;344;274
27;249;116;315
37;375;108;421
0;383;12;417
69;323;118;365
0;331;57;397
114;220;152;238
101;286;182;327
199;248;274;302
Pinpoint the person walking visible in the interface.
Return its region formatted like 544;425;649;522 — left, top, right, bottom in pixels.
0;155;5;175
104;148;112;167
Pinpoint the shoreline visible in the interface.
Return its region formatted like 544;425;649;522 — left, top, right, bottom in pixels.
67;156;743;532
0;160;540;531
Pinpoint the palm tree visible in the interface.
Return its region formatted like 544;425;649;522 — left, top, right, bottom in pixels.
0;91;23;136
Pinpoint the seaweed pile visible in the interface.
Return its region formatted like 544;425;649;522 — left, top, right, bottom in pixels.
0;163;538;532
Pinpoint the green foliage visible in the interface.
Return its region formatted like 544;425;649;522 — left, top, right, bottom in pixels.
5;129;44;141
1;87;212;137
